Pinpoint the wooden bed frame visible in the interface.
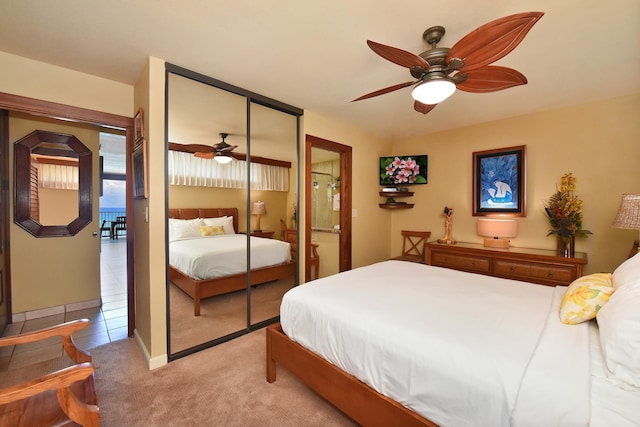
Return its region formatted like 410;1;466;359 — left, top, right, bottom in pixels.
168;208;296;316
266;323;437;427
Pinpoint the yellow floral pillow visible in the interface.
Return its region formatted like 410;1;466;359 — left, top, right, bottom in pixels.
200;225;225;237
560;273;614;324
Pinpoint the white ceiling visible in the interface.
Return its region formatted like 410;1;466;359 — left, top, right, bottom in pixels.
1;0;639;139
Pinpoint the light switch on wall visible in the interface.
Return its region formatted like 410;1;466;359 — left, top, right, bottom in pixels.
352;208;358;217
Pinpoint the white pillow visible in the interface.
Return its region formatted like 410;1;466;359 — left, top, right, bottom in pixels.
596;278;640;387
202;216;235;234
612;251;640;290
168;218;204;242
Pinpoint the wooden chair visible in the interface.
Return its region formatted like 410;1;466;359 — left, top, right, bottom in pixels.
99;220;111;239
0;319;100;427
113;216;126;240
283;227;320;280
391;230;431;264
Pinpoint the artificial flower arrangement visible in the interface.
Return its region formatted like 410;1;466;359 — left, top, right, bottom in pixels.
545;172;592;241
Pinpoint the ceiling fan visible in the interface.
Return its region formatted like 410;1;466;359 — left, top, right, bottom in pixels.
352;11;544;115
193;133;238;163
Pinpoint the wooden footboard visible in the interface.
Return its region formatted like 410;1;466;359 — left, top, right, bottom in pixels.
266;323;437;427
171;261;296;316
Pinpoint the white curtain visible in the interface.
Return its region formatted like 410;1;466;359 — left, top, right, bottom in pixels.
168;151;289;191
38;163;79;190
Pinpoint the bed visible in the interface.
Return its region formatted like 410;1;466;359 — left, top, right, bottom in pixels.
266;258;640;426
168;208;296;316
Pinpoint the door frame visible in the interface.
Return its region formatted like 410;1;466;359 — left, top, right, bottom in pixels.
305;134;352;280
0;92;136;336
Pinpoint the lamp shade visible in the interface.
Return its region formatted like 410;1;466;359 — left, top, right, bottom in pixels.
214;154;232;164
411;75;456;105
477;219;518;238
612;193;640;229
477;219;517;249
251;201;266;215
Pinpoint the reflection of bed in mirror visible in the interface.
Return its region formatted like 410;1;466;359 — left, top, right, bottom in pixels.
168;208;296;316
267;260;640;426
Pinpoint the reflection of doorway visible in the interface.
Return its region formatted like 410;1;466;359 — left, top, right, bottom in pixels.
305;135;352;281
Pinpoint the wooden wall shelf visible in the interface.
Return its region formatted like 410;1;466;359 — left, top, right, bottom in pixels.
379;190;414;209
379;203;414;209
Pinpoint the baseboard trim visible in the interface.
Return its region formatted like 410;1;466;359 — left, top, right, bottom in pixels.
134;329;167;370
14;298;102;321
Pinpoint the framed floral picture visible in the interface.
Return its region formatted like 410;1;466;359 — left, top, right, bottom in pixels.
472;145;526;217
132;139;148;199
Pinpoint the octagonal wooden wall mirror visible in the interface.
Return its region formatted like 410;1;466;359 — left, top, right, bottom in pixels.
14;130;92;237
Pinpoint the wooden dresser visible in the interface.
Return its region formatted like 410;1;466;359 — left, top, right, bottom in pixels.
426;242;587;286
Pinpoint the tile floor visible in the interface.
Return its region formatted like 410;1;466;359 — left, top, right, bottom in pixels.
0;237;128;371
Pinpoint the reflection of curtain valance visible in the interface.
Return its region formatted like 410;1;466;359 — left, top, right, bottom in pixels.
168;151;289;191
38;163;79;190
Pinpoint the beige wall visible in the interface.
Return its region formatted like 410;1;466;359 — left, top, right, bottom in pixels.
9;114;101;313
389;94;640;274
39;188;78;225
0;51;132;117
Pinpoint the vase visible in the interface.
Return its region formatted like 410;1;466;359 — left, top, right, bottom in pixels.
557;235;575;258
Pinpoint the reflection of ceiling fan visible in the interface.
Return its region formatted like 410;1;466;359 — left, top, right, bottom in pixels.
353;12;544;115
194;133;238;163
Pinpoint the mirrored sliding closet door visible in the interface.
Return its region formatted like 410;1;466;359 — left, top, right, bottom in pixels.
166;65;302;359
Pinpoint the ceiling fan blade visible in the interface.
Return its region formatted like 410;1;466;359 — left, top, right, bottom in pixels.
456;66;527;93
447;12;544;72
413;101;437;115
353;81;417;102
194;152;215;159
367;40;431;70
218;144;238;153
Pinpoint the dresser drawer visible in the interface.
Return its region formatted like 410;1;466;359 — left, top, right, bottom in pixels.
431;252;490;274
494;259;574;285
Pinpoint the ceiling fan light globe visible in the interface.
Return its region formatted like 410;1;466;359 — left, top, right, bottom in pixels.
214;155;233;164
411;79;456;105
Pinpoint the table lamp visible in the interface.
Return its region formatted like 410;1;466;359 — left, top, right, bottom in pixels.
612;193;640;255
477;219;517;249
251;201;267;232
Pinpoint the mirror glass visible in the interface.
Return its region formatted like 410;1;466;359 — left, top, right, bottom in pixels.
167;73;248;354
311;148;340;231
14;130;92;237
166;68;301;358
248;101;298;326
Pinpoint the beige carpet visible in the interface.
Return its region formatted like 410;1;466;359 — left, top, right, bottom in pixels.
93;330;357;426
169;278;295;353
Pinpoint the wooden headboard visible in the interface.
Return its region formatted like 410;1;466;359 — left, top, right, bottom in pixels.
168;208;239;233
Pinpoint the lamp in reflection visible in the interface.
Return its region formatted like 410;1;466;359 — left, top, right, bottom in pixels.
612;193;640;255
477;219;517;249
251;201;267;232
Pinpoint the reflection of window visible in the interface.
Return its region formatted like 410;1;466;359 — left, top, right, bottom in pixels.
168;151;289;191
30;163;39;222
38;163;79;189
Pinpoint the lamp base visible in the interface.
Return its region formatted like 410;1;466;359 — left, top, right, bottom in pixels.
483;237;510;249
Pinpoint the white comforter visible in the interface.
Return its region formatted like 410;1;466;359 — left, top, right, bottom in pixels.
169;234;291;280
281;260;591;427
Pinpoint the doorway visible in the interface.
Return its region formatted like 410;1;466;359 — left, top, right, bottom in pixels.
0;92;135;336
305;135;352;281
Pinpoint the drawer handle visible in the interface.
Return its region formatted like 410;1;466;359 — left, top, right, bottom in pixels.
547;272;554;278
509;267;515;272
471;261;475;266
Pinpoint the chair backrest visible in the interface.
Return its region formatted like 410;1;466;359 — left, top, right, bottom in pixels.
400;230;431;260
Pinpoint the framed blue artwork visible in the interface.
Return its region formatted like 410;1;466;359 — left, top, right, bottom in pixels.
472;145;526;217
